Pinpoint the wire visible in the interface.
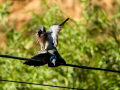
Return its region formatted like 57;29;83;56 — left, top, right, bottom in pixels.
0;54;120;73
0;79;85;90
57;62;120;73
0;54;42;62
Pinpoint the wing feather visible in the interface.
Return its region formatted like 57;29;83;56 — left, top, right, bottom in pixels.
47;25;61;47
47;18;69;47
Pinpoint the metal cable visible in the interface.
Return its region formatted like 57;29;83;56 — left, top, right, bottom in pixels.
0;54;120;73
0;79;85;90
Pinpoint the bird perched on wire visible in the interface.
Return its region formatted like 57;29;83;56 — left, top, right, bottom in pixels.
37;18;69;50
24;49;66;67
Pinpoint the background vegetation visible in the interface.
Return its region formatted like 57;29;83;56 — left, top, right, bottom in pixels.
0;0;120;90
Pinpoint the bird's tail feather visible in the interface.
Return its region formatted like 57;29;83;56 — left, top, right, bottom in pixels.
59;18;69;26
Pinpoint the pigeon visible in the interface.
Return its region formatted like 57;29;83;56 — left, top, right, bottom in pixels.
37;18;69;50
47;49;66;67
24;49;66;67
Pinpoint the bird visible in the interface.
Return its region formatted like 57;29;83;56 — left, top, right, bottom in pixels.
47;49;66;67
37;18;69;50
24;49;66;67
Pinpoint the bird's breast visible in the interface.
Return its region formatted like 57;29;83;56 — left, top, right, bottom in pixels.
38;33;49;43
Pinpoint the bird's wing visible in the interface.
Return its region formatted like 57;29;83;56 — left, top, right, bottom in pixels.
31;50;48;59
40;26;46;33
47;18;69;47
36;26;46;43
24;50;49;66
47;25;61;47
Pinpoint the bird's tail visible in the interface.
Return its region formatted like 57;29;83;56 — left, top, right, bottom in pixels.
59;18;69;26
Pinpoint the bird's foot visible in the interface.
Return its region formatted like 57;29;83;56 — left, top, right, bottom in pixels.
41;49;45;51
43;60;45;63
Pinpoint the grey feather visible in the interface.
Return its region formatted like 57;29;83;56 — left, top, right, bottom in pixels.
47;18;69;47
37;18;69;50
47;25;60;47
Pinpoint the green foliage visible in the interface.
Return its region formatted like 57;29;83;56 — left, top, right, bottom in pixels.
0;2;11;28
0;1;120;90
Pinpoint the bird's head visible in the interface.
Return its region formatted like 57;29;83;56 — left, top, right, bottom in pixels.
37;26;46;37
50;55;57;66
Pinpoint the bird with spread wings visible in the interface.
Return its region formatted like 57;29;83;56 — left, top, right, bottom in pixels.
37;18;69;50
24;18;69;67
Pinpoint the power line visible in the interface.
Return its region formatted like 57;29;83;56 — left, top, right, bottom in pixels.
57;62;120;73
0;54;120;73
0;79;85;90
0;54;42;62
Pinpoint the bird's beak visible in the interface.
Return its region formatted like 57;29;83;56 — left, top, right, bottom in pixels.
37;33;39;36
54;63;55;66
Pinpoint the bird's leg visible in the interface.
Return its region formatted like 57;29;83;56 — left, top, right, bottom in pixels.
41;45;45;51
41;49;45;51
43;60;45;63
41;47;45;51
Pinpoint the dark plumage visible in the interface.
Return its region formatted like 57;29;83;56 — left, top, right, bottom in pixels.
24;49;66;67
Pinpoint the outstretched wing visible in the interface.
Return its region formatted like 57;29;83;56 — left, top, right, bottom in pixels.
47;25;61;47
47;18;69;47
24;50;49;66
